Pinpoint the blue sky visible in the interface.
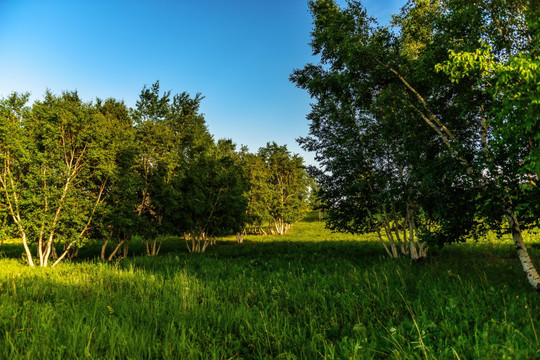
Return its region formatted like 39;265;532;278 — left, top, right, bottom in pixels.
0;0;404;165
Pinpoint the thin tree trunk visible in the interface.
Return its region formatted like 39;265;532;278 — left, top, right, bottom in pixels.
156;236;163;254
107;239;126;262
383;207;399;258
236;232;244;243
101;238;109;260
151;238;157;255
285;223;291;233
67;247;79;260
1;172;34;266
122;239;129;258
144;238;150;256
184;233;192;253
407;204;420;261
147;236;163;256
21;232;35;267
392;206;407;255
376;226;392;258
38;231;44;266
51;242;71;267
506;211;540;290
367;209;393;258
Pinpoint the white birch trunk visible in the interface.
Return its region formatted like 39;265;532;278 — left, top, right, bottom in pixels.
392;207;407;255
506;211;540;290
236;232;244;243
407;204;420;261
22;232;35;267
383;207;399;258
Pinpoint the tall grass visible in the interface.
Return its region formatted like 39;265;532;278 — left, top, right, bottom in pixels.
1;220;539;359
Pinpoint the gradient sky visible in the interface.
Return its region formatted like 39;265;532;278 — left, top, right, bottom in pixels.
0;0;404;165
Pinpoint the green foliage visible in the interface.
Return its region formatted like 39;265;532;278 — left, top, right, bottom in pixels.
258;142;310;234
292;0;540;257
131;81;248;254
0;91;128;266
238;148;270;227
179;139;248;238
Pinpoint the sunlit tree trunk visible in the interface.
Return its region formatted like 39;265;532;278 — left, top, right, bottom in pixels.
382;207;399;258
21;232;35;267
392;206;407;255
367;209;394;258
506;211;540;290
236;232;244;243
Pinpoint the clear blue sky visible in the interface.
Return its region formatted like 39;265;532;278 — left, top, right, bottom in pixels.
0;0;404;166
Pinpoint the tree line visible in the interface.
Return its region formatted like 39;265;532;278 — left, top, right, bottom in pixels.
0;81;311;266
292;0;540;289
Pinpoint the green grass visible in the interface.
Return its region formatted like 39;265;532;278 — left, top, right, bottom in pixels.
1;220;540;359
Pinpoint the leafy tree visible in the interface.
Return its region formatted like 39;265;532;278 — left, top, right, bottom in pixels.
237;148;272;236
435;1;540;288
93;98;140;261
132;81;212;255
293;0;540;288
180;139;248;251
258;142;310;235
291;0;441;259
0;91;125;266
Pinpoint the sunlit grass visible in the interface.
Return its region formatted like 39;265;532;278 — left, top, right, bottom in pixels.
1;218;540;358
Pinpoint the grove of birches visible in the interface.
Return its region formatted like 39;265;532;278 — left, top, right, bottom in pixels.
2;0;540;291
0;82;311;267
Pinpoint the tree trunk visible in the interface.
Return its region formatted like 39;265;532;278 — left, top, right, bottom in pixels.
101;239;109;260
200;233;210;252
144;238;150;256
21;232;35;267
67;247;79;260
506;211;540;290
376;226;393;258
383;207;399;258
406;205;428;260
107;239;126;262
122;239;130;258
367;209;394;258
236;232;244;243
146;236;163;256
407;204;420;261
392;206;407;255
188;232;209;253
274;219;285;235
184;233;192;253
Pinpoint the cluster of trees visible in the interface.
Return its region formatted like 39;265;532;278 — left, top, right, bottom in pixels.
0;82;310;266
292;0;540;288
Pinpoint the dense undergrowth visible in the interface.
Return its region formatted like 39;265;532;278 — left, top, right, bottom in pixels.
1;219;540;359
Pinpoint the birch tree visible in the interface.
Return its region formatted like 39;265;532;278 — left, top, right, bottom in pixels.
0;91;125;266
435;1;540;289
258;143;310;235
132;81;212;256
180;139;248;252
292;0;540;286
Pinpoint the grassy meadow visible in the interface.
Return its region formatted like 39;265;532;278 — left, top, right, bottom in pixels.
1;217;540;359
